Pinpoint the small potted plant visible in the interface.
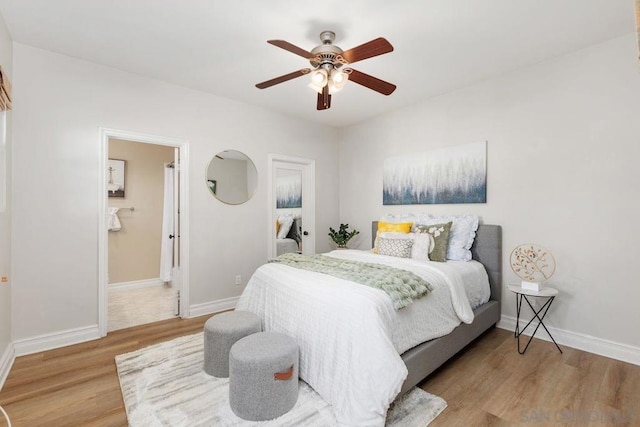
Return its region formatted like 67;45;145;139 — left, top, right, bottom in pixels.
328;224;360;249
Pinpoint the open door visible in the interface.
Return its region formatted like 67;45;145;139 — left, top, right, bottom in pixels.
268;155;316;259
160;148;181;316
171;148;181;315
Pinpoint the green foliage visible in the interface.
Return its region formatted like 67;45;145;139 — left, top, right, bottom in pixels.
328;223;360;248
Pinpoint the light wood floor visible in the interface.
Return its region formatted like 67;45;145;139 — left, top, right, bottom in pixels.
0;316;210;426
0;320;638;427
423;329;640;426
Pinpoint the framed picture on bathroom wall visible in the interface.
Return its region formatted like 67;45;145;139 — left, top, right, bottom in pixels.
208;179;217;195
107;158;126;198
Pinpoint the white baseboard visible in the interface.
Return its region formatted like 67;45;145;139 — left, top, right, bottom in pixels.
189;296;239;318
13;325;101;357
497;315;640;366
0;341;15;390
109;278;164;291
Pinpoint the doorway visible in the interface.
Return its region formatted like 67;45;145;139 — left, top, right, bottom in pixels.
268;154;316;259
98;129;190;337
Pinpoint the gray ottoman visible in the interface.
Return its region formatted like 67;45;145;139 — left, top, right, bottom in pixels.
229;332;299;421
203;311;262;377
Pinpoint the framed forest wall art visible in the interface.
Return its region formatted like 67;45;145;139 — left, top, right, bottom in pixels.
383;141;487;205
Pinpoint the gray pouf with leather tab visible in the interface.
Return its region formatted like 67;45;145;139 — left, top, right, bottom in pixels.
229;332;299;421
203;310;262;378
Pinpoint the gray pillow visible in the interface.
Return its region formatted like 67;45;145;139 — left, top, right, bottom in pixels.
412;222;452;262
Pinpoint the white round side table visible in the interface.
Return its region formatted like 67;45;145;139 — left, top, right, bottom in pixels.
507;284;562;355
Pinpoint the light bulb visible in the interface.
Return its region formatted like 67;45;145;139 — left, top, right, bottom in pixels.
308;68;328;94
310;69;328;86
332;70;347;85
328;69;349;94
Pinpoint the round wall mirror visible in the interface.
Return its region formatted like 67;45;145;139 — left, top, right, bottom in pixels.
206;150;257;205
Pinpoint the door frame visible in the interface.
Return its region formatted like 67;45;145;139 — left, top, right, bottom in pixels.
267;154;315;259
98;128;190;337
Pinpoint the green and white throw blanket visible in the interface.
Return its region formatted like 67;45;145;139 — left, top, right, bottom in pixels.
269;253;433;309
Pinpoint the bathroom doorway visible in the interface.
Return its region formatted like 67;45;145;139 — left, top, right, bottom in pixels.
98;129;190;336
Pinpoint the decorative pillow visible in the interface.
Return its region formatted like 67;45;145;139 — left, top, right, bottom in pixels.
381;213;417;224
414;215;479;261
374;221;413;253
379;231;431;261
409;233;432;261
377;237;414;258
276;215;294;239
412;222;452;262
382;213;431;226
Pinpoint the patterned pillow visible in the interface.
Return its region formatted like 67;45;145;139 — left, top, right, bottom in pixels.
379;231;432;261
412;222;452;262
377;237;414;258
373;221;413;253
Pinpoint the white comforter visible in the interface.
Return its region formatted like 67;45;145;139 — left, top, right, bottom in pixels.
236;250;488;426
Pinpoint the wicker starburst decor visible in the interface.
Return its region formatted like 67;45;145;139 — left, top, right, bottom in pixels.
509;244;556;284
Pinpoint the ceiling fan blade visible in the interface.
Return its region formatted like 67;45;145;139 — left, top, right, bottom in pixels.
256;69;310;89
267;40;314;59
340;37;394;64
347;69;396;95
317;85;331;110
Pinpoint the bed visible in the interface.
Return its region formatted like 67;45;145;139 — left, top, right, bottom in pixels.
237;222;501;426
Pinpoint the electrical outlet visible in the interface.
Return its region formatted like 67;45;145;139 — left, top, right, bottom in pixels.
235;275;242;285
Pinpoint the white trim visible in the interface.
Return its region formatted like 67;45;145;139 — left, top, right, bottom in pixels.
497;315;640;366
189;296;239;318
13;325;100;357
98;128;190;336
0;342;15;390
108;278;164;291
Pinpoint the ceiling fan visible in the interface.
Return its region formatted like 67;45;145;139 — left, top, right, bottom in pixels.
255;31;396;111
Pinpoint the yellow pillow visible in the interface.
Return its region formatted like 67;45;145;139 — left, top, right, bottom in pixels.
374;221;413;253
276;219;280;236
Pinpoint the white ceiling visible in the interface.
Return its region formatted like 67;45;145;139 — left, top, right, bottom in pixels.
0;0;634;128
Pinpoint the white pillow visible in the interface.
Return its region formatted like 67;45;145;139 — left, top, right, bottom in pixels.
379;231;431;261
381;212;433;226
413;214;479;261
277;215;294;239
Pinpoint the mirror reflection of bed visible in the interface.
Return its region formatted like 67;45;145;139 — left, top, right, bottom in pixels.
276;216;302;255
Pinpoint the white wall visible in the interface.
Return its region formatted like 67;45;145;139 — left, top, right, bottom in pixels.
11;43;339;341
0;10;12;382
339;34;640;351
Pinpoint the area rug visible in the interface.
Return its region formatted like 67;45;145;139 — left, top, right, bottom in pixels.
115;333;447;426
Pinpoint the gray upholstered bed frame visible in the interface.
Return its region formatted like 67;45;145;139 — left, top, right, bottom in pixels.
371;222;502;395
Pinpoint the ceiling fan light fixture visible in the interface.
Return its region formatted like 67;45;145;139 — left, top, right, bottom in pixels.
328;69;348;94
309;68;328;91
257;32;395;110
